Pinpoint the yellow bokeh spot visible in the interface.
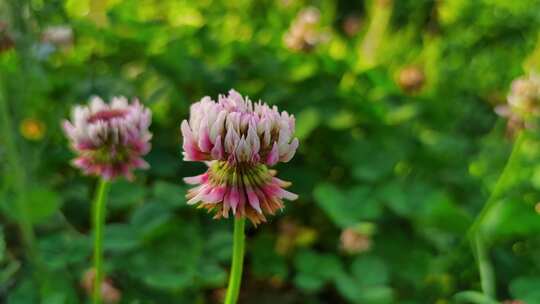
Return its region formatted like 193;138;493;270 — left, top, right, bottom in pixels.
328;38;347;60
535;202;540;214
65;0;90;18
20;118;46;141
295;227;318;247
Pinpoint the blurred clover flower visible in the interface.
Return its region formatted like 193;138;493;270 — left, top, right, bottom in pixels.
276;218;317;255
181;89;299;225
63;96;152;180
397;65;425;94
0;21;14;53
63;96;151;304
342;15;362;37
81;269;121;304
41;25;73;49
496;73;540;132
340;227;372;255
283;7;328;52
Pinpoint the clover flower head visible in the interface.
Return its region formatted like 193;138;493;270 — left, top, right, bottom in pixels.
507;73;540;119
495;73;540;134
181;89;299;225
398;65;425;94
42;25;73;48
283;7;327;52
63;96;152;180
340;228;372;255
81;269;122;304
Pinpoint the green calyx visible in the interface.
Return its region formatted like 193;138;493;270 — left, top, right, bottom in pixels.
209;161;271;187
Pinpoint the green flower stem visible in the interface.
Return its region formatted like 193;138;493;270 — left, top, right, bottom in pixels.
224;218;246;304
468;131;525;300
0;79;38;265
468;131;525;237
474;235;495;299
92;179;110;304
356;0;393;71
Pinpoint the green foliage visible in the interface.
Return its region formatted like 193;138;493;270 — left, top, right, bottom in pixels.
0;0;539;303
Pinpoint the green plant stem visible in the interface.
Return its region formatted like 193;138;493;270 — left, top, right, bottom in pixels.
0;80;38;265
468;131;525;237
474;235;495;299
467;131;525;300
224;218;246;304
92;179;110;304
356;0;393;71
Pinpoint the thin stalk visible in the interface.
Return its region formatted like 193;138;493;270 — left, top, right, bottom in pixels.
474;235;495;299
356;0;393;71
468;131;525;237
467;131;525;300
224;218;246;304
92;179;110;304
0;79;38;265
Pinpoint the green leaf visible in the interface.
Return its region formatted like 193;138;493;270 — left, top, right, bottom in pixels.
196;262;226;287
294;273;325;292
416;192;471;234
204;231;232;262
26;188;62;223
454;291;499;304
351;255;389;286
358;286;394;304
341;141;400;182
251;234;287;279
40;272;79;304
335;274;393;304
130;202;172;239
39;233;90;271
314;183;381;228
7;278;39;304
294;250;345;292
335;255;393;303
103;224;140;252
1;187;62;224
108;180;147;209
143;271;193;291
151;181;187;208
376;182;436;218
510;276;540;303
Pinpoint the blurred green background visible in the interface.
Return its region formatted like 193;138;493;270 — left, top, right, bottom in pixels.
1;0;540;303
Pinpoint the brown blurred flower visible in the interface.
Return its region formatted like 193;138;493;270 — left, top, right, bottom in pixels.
81;269;121;304
283;7;327;52
340;227;372;255
20;118;46;141
397;66;425;94
41;25;73;48
211;287;227;303
376;0;393;8
276;218;300;255
276;218;317;255
502;300;526;304
343;15;362;37
0;21;15;53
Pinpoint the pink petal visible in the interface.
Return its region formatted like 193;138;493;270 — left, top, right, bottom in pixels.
198;120;213;153
266;142;279;166
246;188;262;214
184;173;209;185
211;135;225;160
